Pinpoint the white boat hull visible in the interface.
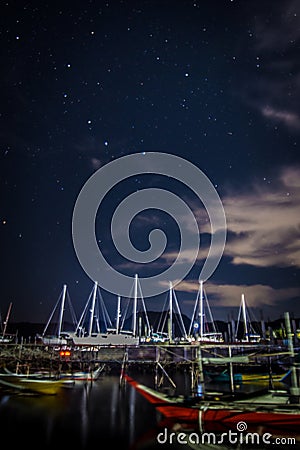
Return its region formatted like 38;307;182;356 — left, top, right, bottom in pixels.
70;332;139;346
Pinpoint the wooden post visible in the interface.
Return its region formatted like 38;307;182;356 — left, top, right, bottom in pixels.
119;346;128;387
196;344;205;396
228;345;234;393
284;312;300;399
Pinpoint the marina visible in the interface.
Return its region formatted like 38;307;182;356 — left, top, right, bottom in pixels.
1;284;300;448
1;280;299;393
1;313;300;449
19;277;298;349
0;337;298;400
2;0;299;447
0;359;299;449
0;334;296;381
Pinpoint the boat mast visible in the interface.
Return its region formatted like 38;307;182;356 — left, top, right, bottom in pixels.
57;284;67;338
2;302;12;338
168;281;173;342
172;287;188;340
132;274;138;337
199;280;204;339
241;294;249;342
116;295;121;334
88;281;98;337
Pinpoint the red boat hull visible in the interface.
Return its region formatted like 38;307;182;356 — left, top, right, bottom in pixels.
124;374;300;433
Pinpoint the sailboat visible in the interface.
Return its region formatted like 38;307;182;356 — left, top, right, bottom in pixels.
150;282;188;344
36;284;78;346
188;281;223;343
235;293;261;343
0;302;16;344
69;277;142;346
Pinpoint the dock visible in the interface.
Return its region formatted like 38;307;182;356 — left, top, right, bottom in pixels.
0;341;294;379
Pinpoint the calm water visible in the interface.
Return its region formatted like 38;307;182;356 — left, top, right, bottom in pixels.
0;371;299;450
0;372;170;449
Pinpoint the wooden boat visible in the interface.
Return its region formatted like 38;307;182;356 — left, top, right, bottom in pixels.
124;374;300;432
59;364;105;381
241;371;290;384
125;313;300;439
206;368;290;384
0;369;74;395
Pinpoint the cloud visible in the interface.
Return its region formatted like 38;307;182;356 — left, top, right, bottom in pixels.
223;166;300;268
262;106;300;130
113;166;300;275
159;165;300;270
253;0;300;52
90;157;102;170
169;279;300;310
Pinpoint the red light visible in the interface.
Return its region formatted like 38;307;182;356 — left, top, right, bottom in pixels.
59;350;71;357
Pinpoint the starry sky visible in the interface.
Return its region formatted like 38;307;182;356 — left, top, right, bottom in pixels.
1;0;300;326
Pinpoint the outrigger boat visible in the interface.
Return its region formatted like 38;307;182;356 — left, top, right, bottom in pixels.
0;372;73;395
0;363;104;392
205;368;291;385
124;374;300;434
0;367;74;395
59;364;105;381
124;314;300;435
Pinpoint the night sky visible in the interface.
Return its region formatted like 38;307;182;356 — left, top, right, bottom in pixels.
1;0;300;326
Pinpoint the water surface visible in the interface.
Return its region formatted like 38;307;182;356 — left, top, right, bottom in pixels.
0;371;298;449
